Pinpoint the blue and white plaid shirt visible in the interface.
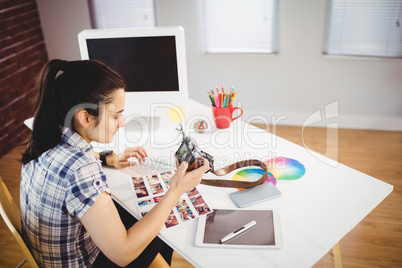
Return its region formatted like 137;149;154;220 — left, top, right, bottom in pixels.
20;127;110;267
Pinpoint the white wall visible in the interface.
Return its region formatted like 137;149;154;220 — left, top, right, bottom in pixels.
36;0;91;60
36;0;402;130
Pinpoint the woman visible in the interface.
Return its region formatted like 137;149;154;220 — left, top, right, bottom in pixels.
20;59;208;267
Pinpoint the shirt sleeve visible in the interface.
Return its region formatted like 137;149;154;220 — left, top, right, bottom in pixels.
65;161;110;219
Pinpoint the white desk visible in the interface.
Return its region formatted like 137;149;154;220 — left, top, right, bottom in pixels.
97;99;393;267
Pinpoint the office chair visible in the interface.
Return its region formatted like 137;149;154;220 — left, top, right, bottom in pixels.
0;176;170;268
149;253;171;268
0;176;39;268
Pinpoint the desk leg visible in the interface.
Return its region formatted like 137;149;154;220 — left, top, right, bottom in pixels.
330;242;342;268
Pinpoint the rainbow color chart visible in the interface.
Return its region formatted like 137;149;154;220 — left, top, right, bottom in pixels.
232;169;277;185
232;157;306;186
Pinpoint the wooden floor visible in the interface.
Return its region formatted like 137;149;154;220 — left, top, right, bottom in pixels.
1;125;401;267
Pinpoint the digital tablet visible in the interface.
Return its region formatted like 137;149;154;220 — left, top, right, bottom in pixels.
195;208;283;249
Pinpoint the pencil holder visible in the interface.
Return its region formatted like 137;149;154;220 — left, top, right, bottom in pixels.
212;105;243;129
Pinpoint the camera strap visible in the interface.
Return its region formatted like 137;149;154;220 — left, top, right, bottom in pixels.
200;159;268;188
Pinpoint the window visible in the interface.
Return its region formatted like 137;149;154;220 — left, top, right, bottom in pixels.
88;0;155;29
202;0;280;54
323;0;402;58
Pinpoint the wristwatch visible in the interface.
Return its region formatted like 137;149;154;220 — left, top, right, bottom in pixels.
99;150;113;166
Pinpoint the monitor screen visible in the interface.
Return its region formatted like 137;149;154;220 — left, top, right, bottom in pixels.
86;36;179;92
78;26;189;122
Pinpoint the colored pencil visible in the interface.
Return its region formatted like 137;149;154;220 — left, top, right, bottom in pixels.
230;91;237;106
221;92;224;107
207;85;238;108
208;93;215;106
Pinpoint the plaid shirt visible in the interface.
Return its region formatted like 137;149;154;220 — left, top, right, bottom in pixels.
20;127;110;267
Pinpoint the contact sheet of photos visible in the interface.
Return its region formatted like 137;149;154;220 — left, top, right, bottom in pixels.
132;170;213;228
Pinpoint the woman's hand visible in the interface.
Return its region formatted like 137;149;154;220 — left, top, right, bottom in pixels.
107;147;148;169
168;159;209;197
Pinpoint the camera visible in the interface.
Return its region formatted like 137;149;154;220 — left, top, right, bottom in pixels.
175;137;214;173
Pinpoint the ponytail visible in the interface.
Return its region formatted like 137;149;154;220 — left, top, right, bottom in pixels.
21;59;125;164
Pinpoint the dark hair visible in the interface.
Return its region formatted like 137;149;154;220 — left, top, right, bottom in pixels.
21;59;125;164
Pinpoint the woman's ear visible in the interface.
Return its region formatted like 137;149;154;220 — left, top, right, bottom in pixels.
74;109;91;129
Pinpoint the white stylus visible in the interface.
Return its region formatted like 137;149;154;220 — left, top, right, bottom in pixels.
219;220;257;244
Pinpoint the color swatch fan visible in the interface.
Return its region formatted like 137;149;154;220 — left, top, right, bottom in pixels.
232;157;306;187
265;157;306;181
232;169;277;185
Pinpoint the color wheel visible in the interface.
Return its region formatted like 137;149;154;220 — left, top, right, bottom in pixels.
232;157;306;188
232;169;277;185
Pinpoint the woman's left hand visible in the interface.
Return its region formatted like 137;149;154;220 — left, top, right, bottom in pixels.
107;147;148;169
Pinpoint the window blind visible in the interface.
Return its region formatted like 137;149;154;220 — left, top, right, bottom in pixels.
88;0;155;29
323;0;402;58
202;0;279;54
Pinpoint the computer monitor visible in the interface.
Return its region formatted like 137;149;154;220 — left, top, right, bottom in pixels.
78;26;188;131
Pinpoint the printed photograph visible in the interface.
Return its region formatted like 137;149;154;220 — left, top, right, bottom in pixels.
160;171;173;181
135;186;149;198
138;199;153;207
179;208;195;222
132;176;145;188
189;194;205;207
146;174;159;185
163;179;171;189
133;169;213;229
150;183;164;195
165;211;179;228
175;199;190;213
187;187;199;197
153;196;163;203
194;203;212;216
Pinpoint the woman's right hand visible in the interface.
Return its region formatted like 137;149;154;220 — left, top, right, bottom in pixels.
169;159;209;196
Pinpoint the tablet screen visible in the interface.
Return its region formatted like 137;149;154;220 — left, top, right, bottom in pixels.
195;208;283;249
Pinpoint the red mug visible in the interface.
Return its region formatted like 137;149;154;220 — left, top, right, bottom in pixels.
212;105;244;129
